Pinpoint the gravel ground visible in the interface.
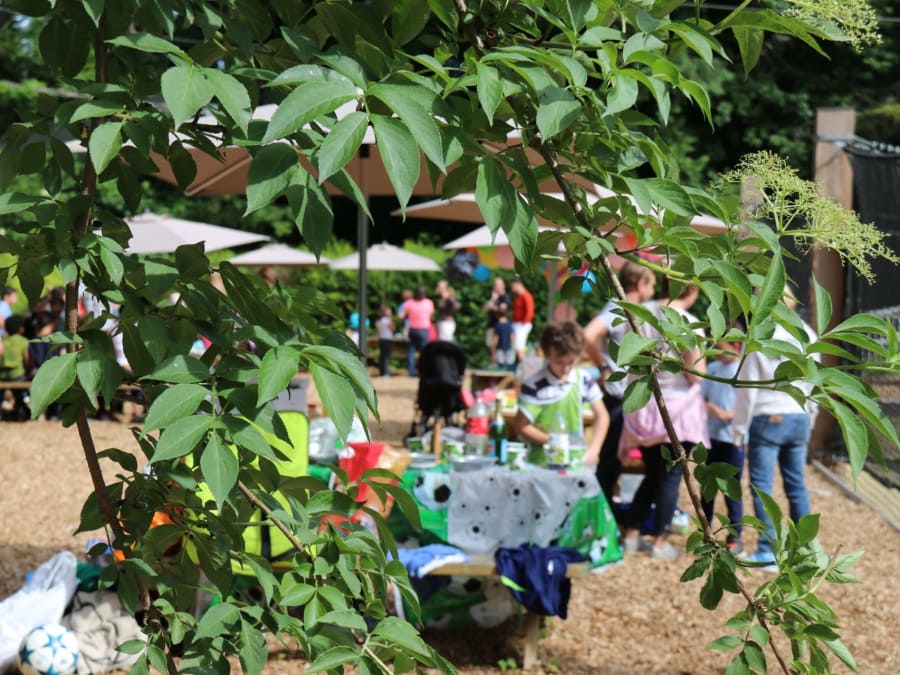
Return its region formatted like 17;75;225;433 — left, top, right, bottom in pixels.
2;375;899;673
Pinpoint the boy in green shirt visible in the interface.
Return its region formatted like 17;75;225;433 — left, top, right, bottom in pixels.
0;314;31;420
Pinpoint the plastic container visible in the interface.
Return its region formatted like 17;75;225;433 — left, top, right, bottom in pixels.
464;395;489;454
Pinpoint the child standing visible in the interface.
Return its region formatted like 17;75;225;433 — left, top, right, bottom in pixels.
492;306;515;370
0;314;32;420
510;321;610;467
376;305;395;377
700;340;744;553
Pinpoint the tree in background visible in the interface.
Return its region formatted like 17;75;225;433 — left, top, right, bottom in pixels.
1;1;899;674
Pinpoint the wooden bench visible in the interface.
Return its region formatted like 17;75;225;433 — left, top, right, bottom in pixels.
427;555;590;669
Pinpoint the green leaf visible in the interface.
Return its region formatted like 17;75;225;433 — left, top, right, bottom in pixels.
88;121;123;175
476;63;502;123
143;383;209;433
732;26;764;77
317;111;367;184
795;512;819;545
280;578;316;606
151;414;215;463
617;331;658;365
161;66;215;129
823;638;859;673
392;0;430;46
0;193;39;215
205;69;252;134
536;86;581;139
257;347;300;406
606;73;638;116
245;143;300;215
200;434;238;509
580;26;623;46
678;79;713;122
81;0;104;27
305;646;360;673
107;33;188;59
699;570;724;609
30;351;77;418
370;84;444;172
708;635;743;651
670;22;715;66
812;278;832;335
373;616;432;659
287;175;334;258
262;81;358;143
239;619;268;675
622;378;653;414
143;355;211;383
308;362;355;441
317;609;368;632
753;250;786;328
194;602;240;640
829;400;869;481
371;114;419;208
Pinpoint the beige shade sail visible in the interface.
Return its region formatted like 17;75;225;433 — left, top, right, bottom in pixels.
228;244;329;267
123;212;269;254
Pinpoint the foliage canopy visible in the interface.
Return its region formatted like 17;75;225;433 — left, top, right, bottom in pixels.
1;1;898;673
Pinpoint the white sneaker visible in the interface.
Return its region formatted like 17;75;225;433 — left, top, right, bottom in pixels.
651;541;680;560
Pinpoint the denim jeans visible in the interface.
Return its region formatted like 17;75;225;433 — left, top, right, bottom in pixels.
701;439;744;540
747;413;810;555
407;328;430;376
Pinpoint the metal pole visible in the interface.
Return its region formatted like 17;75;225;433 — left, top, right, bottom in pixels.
357;146;369;361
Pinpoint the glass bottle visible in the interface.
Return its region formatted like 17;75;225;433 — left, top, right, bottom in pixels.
487;399;508;464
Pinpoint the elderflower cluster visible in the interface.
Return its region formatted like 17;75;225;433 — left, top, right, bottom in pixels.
716;151;898;282
785;0;882;50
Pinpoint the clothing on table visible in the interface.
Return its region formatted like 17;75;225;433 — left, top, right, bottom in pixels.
517;365;603;460
493;320;515;366
733;321;818;556
494;544;588;619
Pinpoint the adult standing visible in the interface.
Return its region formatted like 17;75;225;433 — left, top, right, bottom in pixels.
618;285;708;559
733;295;818;569
584;262;657;515
399;285;434;377
509;277;535;362
435;279;460;342
483;277;510;366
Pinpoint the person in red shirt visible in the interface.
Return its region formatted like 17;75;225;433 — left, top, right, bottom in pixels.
510;277;535;362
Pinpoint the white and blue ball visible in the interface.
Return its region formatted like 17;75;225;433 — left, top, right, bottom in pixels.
18;623;80;675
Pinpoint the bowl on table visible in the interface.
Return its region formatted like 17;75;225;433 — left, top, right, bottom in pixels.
450;455;496;472
409;452;440;469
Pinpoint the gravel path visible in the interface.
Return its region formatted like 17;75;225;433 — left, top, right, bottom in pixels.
1;376;898;673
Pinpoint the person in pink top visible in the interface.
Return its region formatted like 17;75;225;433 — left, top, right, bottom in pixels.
399;285;434;376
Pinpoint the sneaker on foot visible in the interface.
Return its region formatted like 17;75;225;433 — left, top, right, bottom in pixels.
727;540;744;556
744;550;778;572
623;537;652;554
651;541;680;560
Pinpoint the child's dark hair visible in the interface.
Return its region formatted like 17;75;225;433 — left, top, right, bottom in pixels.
5;314;26;335
539;321;584;356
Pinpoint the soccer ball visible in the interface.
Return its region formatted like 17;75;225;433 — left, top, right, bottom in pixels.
18;623;80;675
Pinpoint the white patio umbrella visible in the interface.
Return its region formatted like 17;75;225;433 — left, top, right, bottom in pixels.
228;243;328;267
329;242;441;305
123;212;269;254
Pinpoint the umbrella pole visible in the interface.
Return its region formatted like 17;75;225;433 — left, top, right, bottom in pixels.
357;147;369;362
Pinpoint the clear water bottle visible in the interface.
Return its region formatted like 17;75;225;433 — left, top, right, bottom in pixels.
547;412;569;465
464;394;489;454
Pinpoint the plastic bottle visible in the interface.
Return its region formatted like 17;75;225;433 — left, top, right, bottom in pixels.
487;399;508;464
547;412;569;465
464;394;489;454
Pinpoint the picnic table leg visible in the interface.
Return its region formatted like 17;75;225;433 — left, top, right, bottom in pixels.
522;611;541;669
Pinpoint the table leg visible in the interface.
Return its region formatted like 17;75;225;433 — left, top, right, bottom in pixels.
523;611;541;669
